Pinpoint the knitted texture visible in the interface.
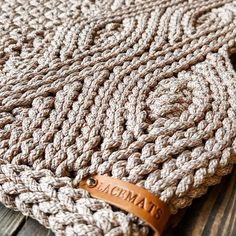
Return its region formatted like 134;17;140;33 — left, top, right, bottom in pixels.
1;0;236;235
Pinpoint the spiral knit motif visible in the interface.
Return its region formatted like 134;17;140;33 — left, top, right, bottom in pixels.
1;0;236;235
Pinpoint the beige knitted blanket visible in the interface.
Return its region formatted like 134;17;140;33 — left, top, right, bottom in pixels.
1;0;236;235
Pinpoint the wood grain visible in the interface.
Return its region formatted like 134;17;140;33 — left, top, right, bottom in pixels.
0;204;25;236
0;168;235;235
17;218;54;236
166;167;236;236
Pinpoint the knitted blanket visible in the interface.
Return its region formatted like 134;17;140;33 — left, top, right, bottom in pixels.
1;0;236;235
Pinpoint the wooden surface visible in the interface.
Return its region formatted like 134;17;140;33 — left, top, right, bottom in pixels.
166;167;236;236
0;29;235;236
0;167;235;235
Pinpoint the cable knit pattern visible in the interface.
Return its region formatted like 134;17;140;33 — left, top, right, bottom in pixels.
1;0;236;235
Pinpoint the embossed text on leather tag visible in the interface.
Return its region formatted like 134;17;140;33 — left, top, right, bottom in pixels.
79;175;170;236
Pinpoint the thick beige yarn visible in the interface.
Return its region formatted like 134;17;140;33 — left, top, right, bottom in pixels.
1;0;236;235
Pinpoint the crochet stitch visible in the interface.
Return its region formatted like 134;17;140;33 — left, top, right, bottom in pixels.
1;0;236;235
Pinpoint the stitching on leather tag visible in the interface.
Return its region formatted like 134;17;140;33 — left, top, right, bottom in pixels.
79;175;170;236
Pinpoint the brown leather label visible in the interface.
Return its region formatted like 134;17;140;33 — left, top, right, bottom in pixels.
79;175;170;236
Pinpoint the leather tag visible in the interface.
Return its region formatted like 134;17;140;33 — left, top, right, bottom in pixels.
79;175;170;236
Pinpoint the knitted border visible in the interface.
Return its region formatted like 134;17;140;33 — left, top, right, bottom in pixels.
1;0;236;235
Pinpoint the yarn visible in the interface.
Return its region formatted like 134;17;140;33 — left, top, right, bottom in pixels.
1;0;236;235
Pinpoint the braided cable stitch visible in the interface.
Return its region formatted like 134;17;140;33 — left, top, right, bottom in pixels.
1;0;236;235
